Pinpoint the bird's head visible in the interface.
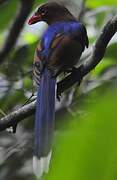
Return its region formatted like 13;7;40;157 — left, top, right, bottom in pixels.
28;2;74;25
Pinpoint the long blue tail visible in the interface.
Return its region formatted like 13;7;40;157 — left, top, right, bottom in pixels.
33;68;56;177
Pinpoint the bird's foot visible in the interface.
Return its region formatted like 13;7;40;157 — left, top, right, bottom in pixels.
63;69;72;76
71;66;83;85
57;93;62;101
63;67;79;76
71;67;78;73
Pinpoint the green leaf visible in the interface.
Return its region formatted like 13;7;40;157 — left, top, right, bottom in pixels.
91;58;115;76
86;0;117;8
34;0;46;8
23;32;38;44
105;43;117;60
0;0;18;32
45;88;117;180
23;77;32;90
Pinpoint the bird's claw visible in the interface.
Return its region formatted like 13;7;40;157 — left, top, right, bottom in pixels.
57;93;62;101
12;123;18;133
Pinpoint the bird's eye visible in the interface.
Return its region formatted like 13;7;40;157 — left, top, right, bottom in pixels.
41;8;47;15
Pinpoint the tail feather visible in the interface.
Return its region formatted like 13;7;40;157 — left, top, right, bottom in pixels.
33;151;52;178
33;68;56;177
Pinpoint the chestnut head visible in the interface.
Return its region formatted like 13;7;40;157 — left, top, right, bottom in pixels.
28;2;74;25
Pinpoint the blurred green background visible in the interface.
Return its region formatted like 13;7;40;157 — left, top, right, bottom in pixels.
0;0;117;180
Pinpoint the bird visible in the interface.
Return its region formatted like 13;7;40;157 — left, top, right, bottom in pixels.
28;2;89;178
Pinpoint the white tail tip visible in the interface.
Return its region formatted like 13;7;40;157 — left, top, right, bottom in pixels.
33;151;52;178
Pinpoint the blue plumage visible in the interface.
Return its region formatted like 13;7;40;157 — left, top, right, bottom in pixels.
34;68;56;158
42;21;87;57
28;2;89;178
33;68;56;177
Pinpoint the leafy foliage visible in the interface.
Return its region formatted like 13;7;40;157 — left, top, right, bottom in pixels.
46;86;117;180
0;0;18;32
86;0;117;8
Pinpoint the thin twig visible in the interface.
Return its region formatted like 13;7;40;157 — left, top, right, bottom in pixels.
0;0;34;65
78;0;86;21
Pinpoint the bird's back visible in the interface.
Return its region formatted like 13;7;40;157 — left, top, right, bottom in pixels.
39;20;88;76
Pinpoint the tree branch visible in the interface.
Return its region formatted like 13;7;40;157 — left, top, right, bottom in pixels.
0;15;117;132
0;101;35;132
0;0;34;65
57;15;117;96
78;0;86;21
